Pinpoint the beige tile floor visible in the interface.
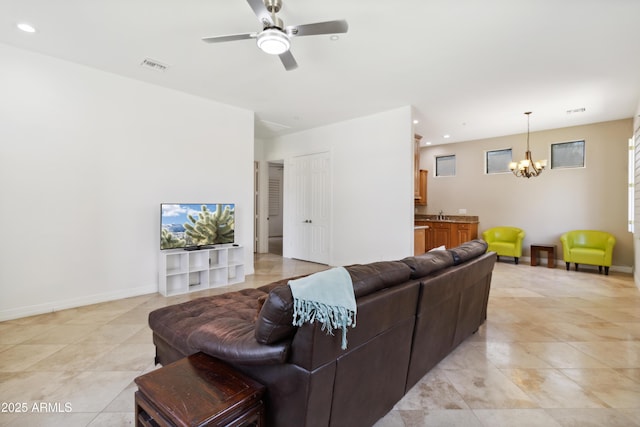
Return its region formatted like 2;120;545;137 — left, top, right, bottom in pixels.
0;254;638;426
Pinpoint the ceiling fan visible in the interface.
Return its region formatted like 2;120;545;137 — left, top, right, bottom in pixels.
202;0;348;71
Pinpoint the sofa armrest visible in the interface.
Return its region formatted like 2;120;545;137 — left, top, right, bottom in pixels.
187;317;290;365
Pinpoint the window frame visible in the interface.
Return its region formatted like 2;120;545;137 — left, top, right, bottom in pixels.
485;148;513;174
435;154;456;177
551;140;586;170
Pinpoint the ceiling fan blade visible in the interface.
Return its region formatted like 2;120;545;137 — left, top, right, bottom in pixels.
287;20;348;37
279;50;298;71
202;33;257;43
246;0;274;26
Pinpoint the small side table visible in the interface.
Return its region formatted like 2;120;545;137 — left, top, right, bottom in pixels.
135;352;265;427
530;244;556;268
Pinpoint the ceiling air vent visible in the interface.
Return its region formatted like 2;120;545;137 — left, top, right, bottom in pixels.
566;107;586;114
140;58;169;72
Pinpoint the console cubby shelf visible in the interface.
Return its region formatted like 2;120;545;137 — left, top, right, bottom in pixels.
159;246;245;296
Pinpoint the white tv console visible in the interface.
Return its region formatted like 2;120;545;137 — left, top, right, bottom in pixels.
159;245;245;296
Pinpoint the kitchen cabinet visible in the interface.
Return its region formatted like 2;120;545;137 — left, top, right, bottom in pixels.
414;217;479;253
414;227;426;255
453;222;475;247
429;221;451;249
413;134;422;199
415;170;428;206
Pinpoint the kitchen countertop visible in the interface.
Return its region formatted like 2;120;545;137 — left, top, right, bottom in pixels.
415;214;479;224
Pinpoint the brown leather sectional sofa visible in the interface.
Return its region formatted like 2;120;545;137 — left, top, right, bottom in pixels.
148;239;496;427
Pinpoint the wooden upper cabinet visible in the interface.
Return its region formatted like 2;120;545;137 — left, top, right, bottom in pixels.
415;170;428;206
414;134;428;205
414;134;422;199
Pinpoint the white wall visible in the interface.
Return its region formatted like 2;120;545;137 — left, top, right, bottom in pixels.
0;43;255;320
419;119;633;271
258;106;414;266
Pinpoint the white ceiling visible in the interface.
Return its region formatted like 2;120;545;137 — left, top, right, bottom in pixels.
1;0;639;144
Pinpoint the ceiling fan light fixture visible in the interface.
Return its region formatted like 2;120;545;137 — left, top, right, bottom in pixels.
257;29;290;55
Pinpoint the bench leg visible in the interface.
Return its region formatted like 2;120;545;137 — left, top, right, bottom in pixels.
565;262;570;271
514;257;519;265
604;266;609;275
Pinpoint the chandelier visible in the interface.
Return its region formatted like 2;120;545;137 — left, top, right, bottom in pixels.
509;112;547;178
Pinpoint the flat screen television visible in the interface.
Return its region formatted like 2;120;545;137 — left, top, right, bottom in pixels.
161;203;235;250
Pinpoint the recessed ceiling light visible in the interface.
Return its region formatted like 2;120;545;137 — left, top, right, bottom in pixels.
443;134;451;139
413;119;419;124
17;22;36;33
330;35;340;41
425;141;432;145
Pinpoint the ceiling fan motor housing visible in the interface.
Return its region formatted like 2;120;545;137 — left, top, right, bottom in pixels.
264;0;282;13
267;15;284;30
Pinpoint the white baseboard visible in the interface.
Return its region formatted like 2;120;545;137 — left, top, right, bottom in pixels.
517;256;633;274
0;284;158;322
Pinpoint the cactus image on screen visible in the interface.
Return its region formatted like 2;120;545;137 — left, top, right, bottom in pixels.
184;204;235;245
161;203;235;250
161;228;186;249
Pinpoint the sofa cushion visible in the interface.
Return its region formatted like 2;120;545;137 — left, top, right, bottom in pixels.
447;239;488;265
346;261;412;298
254;262;412;344
254;274;315;345
401;251;454;279
255;284;297;344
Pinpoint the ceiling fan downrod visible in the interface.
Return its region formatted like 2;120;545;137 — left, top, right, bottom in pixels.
263;0;283;29
264;0;282;13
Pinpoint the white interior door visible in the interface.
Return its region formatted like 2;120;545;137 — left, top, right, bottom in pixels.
291;152;330;264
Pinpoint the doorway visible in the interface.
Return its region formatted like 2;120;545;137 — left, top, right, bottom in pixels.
268;161;284;255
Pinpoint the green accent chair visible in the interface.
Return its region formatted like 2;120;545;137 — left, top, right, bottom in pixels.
560;230;616;275
482;226;525;264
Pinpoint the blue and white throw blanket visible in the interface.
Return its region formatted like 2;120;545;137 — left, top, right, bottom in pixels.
289;267;357;350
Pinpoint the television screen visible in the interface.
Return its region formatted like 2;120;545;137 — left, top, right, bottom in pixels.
161;203;235;250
